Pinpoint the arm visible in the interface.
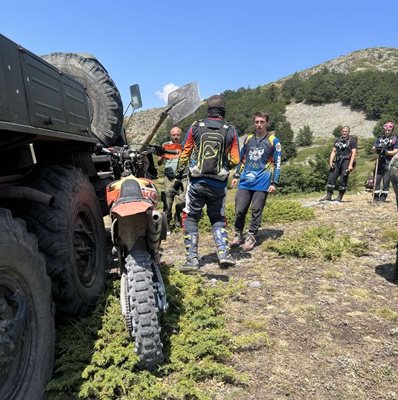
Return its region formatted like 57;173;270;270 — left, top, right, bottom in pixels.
231;137;246;188
329;148;337;168
228;127;240;169
174;127;195;179
269;139;282;193
348;137;358;171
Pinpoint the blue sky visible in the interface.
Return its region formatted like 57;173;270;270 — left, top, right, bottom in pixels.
2;0;398;111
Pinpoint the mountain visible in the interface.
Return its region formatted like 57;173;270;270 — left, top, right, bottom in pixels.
277;47;398;82
124;47;398;141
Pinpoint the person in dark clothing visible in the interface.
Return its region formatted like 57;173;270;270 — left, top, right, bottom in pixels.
371;121;398;202
389;152;398;210
173;95;240;268
320;126;357;202
158;126;186;233
230;111;282;251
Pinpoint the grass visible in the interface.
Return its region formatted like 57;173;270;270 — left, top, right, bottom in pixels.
264;225;369;260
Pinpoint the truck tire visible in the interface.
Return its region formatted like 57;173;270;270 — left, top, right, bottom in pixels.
26;165;106;316
0;208;54;400
41;52;123;147
123;250;164;370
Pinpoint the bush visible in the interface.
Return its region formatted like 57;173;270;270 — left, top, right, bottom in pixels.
264;225;369;260
296;125;314;147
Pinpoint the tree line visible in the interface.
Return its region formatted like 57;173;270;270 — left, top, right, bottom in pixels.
155;67;398;194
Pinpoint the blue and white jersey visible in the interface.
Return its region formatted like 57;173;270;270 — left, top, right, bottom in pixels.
236;132;282;192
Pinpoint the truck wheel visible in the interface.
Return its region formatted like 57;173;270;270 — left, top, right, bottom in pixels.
0;208;54;400
41;52;123;147
122;250;164;370
26;165;106;316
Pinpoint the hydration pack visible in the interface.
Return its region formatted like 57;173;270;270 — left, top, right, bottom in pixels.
189;120;230;181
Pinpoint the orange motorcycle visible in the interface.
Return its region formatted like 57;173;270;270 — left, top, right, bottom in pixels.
98;83;201;369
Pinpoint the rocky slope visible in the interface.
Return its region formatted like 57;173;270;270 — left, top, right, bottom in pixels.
285;102;376;138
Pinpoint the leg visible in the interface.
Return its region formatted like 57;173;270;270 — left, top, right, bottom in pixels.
336;159;349;201
380;167;391;201
206;186;235;267
231;189;253;246
243;191;268;251
182;181;206;268
321;168;339;200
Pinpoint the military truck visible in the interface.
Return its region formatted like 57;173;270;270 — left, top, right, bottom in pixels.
0;33;125;399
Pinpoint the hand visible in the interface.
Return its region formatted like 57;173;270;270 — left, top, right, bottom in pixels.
268;184;276;193
329;162;336;169
172;179;183;192
230;178;238;188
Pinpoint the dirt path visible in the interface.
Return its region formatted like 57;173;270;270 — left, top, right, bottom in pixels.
161;192;398;400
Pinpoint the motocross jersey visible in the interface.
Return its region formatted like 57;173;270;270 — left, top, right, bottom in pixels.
235;132;282;192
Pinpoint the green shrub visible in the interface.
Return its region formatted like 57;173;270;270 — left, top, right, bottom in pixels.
47;271;260;400
264;225;368;260
198;198;314;233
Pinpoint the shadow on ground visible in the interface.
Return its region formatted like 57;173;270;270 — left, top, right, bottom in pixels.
375;262;398;285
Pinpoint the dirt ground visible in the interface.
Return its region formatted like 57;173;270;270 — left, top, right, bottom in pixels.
161;192;398;400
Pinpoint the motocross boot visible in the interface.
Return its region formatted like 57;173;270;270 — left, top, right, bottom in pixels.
320;191;333;201
334;191;345;202
183;232;199;269
379;192;388;202
212;227;235;268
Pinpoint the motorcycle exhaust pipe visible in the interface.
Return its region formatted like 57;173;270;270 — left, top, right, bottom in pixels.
146;210;163;250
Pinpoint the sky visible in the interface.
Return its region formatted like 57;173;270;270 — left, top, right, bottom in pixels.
1;0;398;112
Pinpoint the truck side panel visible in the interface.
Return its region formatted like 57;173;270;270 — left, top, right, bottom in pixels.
0;33;91;139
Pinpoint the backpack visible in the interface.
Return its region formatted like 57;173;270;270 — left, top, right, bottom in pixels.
189;120;230;181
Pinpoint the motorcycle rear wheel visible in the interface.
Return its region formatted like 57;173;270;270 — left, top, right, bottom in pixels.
123;249;164;370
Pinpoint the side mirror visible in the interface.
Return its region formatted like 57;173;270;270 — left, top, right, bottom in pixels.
130;84;142;110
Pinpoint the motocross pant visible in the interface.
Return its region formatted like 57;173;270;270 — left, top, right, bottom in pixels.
234;189;268;235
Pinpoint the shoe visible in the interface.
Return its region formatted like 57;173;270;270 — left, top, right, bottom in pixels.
320;192;333;201
212;227;236;267
230;231;244;248
334;192;344;202
218;253;236;268
242;233;256;252
180;256;199;270
183;232;199;269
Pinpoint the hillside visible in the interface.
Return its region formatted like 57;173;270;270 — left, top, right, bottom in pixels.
123;47;398;142
277;47;398;82
285;102;376;138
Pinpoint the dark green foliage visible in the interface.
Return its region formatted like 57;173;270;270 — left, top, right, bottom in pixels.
281;73;305;103
265;225;369;260
296;125;314;147
281;69;398;129
46;270;262;400
332;125;343;138
304;69;345;104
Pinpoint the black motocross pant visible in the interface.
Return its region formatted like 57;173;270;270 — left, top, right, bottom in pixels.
234;189;268;235
326;158;350;192
183;181;227;234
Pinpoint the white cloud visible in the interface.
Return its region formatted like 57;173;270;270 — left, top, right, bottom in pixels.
155;83;179;104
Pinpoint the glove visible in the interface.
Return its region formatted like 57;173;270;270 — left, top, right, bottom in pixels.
376;146;386;155
172;179;183;193
344;169;350;177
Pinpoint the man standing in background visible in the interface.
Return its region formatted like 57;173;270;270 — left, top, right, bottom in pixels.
158;126;186;233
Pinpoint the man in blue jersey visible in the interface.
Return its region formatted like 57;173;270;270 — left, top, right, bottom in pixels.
231;111;282;251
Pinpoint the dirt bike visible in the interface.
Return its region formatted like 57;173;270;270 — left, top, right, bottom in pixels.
97;83;201;369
